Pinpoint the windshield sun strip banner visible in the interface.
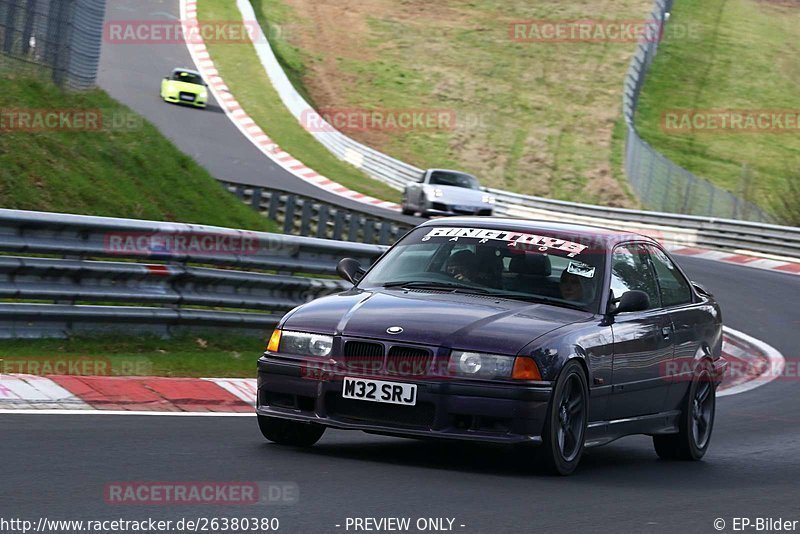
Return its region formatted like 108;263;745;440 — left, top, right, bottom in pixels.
421;227;588;257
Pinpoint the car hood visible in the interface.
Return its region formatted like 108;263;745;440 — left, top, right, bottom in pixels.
281;289;592;355
164;80;206;94
426;185;487;204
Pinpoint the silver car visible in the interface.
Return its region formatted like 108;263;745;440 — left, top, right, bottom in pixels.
401;169;495;217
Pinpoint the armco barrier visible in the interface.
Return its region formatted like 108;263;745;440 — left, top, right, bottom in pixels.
222;182;800;259
231;0;800;257
0;208;385;338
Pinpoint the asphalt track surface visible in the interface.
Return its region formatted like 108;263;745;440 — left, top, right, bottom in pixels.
2;2;800;534
95;0;418;225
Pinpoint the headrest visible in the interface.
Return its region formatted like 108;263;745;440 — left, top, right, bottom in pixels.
509;254;552;277
447;250;476;265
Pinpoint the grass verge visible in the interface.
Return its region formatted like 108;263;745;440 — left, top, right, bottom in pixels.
0;334;265;378
635;0;800;221
198;0;401;203
0;66;278;231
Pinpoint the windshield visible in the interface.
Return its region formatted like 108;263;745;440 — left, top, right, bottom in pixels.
359;226;607;312
428;171;479;190
172;71;204;85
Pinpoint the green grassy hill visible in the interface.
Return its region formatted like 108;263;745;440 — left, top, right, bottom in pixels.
636;0;800;223
0;70;276;231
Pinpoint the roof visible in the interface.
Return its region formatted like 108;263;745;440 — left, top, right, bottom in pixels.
171;68;202;76
425;169;477;178
418;216;657;247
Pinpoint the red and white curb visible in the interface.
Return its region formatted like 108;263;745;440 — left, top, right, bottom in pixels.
0;376;255;416
179;0;400;212
669;247;800;276
0;327;784;415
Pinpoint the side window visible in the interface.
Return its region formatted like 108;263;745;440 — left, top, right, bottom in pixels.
646;245;693;307
610;244;661;309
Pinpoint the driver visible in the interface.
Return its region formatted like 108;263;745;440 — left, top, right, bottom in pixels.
444;250;479;283
559;270;584;302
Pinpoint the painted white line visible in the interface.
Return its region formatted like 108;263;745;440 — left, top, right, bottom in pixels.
719;326;786;397
0;409;254;417
0;374;89;407
202;377;257;405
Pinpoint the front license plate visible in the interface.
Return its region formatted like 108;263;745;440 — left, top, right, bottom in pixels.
180;94;195;101
454;205;475;212
342;377;417;406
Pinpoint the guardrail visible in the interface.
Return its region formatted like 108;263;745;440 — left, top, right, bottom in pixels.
222;182;413;245
0;208;385;338
221;181;800;260
236;0;800;259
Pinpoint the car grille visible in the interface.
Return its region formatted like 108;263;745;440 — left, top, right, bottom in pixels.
326;394;435;428
386;346;432;376
342;339;435;377
343;341;384;374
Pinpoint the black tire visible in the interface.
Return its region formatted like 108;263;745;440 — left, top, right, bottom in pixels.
257;415;325;447
536;360;589;476
653;359;716;461
401;195;415;216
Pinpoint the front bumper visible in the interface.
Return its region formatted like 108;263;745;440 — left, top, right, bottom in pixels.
713;355;729;387
162;92;207;108
257;356;552;444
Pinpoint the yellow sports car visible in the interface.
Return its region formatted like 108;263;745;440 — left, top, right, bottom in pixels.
160;68;208;108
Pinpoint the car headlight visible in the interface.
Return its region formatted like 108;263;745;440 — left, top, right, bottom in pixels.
268;329;333;357
448;351;514;379
448;351;542;380
199;91;208;100
482;194;496;204
430;188;444;198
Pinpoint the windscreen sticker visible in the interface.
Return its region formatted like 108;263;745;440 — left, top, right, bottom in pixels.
421;227;588;257
567;261;596;278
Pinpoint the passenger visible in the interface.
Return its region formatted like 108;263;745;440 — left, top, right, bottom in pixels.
559;270;584;302
444;250;479;283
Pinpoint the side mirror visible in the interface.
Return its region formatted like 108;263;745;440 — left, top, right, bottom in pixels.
337;258;365;285
609;290;650;315
692;281;712;297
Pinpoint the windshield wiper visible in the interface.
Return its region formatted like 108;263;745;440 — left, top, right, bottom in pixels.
479;293;588;310
380;280;491;294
